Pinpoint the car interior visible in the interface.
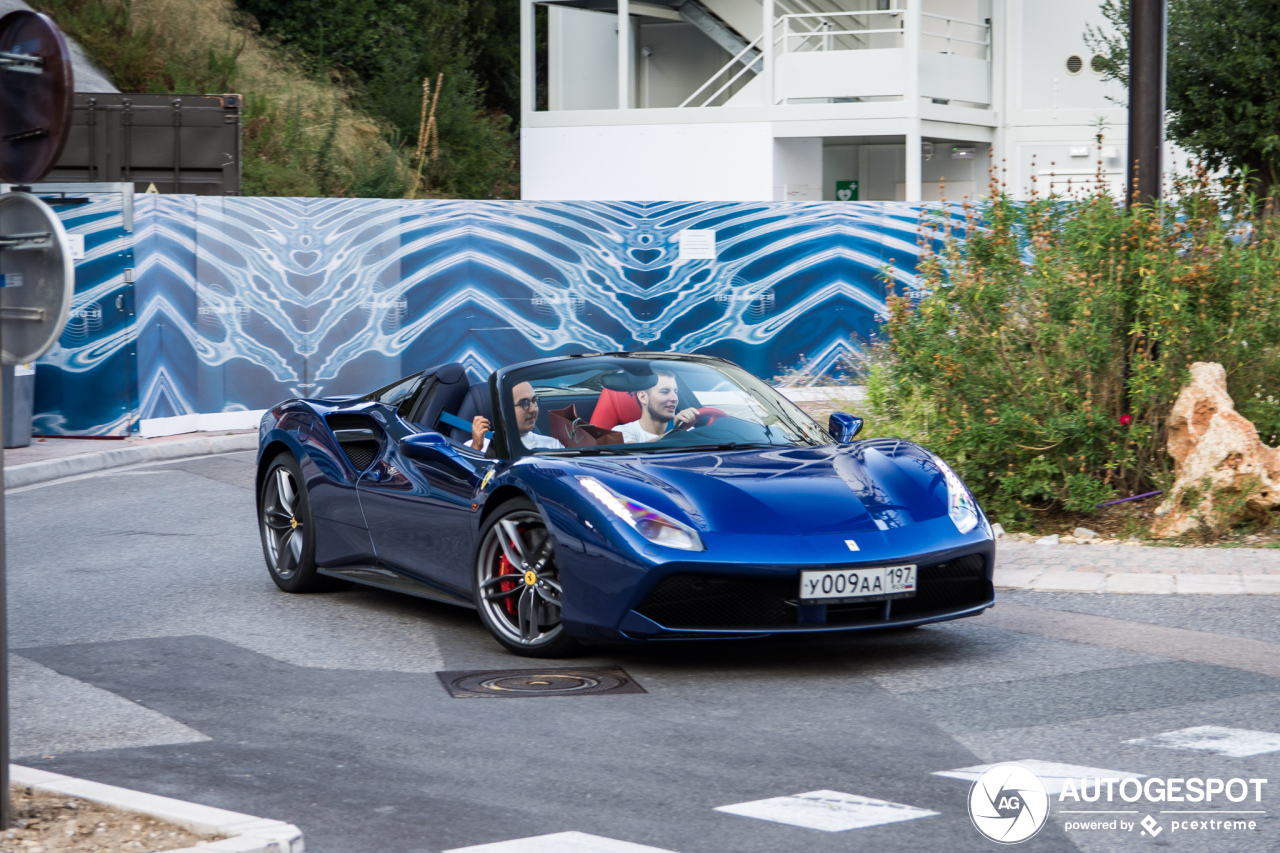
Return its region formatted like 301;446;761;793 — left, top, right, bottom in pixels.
372;360;721;454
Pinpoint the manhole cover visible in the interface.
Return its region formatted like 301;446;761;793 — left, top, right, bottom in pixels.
437;666;646;698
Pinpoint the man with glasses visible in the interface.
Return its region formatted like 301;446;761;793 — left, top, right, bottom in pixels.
470;380;563;452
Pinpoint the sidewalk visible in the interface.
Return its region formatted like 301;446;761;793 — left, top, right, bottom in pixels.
994;538;1280;595
3;431;258;489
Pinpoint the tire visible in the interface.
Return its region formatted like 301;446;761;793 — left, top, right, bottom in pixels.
259;453;350;593
473;498;578;657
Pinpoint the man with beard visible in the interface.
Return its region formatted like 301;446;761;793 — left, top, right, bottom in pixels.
615;369;699;443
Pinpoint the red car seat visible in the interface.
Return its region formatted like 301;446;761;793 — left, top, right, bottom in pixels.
589;387;641;430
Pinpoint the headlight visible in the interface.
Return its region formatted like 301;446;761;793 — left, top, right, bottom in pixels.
577;476;705;551
932;456;979;534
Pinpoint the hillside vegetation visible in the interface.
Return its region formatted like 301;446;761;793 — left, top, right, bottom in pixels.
31;0;519;198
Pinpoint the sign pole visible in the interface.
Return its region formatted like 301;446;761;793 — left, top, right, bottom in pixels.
0;11;78;829
0;321;7;831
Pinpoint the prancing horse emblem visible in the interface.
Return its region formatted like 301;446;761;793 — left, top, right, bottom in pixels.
844;539;859;551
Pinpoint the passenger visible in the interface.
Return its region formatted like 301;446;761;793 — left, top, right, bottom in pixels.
615;369;699;443
471;381;563;452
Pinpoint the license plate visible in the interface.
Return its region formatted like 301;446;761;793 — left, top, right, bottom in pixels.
798;564;917;603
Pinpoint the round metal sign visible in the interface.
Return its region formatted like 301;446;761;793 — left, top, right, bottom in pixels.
0;191;74;364
0;10;74;185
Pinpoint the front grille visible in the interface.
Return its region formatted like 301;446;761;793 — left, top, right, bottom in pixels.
636;553;991;630
890;553;990;617
638;575;797;628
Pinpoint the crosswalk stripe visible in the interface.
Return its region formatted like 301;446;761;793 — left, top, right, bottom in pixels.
1126;725;1280;757
443;831;681;853
715;789;938;832
934;760;1146;795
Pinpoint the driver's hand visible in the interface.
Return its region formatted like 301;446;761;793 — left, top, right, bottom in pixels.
673;408;700;429
471;416;490;450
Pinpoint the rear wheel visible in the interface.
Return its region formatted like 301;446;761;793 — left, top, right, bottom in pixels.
259;454;349;593
473;498;577;657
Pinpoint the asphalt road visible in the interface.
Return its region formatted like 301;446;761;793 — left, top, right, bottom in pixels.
10;451;1280;853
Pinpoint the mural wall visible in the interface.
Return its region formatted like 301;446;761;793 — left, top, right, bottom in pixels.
38;196;938;436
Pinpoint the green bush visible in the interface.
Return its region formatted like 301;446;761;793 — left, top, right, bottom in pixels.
860;165;1280;523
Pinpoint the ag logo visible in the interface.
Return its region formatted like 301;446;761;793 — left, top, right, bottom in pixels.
968;762;1050;844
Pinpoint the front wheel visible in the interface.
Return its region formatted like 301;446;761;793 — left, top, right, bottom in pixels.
473;498;577;657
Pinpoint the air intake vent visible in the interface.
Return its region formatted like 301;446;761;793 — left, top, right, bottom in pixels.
326;414;381;471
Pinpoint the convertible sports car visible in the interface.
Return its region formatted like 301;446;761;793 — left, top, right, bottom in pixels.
256;352;996;656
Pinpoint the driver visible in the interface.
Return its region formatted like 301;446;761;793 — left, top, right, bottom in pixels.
471;381;563;452
615;369;699;443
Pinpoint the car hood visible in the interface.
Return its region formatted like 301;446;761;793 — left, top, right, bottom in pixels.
576;442;952;536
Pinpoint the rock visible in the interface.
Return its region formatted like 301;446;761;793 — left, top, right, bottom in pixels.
1073;527;1099;540
1035;534;1060;546
991;522;1006;540
1151;362;1280;538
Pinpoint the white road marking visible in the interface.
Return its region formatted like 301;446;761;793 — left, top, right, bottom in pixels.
715;789;937;832
933;760;1146;795
1125;725;1280;757
443;832;681;852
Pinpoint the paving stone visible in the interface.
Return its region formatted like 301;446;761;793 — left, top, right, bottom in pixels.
993;569;1040;589
1028;571;1104;593
1242;575;1280;594
1103;573;1175;594
1175;574;1245;595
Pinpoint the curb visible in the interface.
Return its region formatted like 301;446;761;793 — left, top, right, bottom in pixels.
994;569;1280;595
4;433;258;489
12;765;304;853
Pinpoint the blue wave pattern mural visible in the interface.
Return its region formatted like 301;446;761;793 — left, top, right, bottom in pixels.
34;193;137;436
41;196;945;435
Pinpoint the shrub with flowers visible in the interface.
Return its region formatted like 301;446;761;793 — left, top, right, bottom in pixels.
858;164;1280;524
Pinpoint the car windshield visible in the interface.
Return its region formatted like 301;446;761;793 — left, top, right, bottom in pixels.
497;356;833;456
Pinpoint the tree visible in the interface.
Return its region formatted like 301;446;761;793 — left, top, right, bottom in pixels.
236;0;518;198
1087;0;1280;206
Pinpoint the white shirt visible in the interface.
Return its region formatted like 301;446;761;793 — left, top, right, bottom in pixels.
477;431;562;453
615;420;666;443
522;431;563;450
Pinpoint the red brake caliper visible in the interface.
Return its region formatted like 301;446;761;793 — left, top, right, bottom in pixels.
497;552;519;615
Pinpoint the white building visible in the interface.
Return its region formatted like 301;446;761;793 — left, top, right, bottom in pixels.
520;0;1132;201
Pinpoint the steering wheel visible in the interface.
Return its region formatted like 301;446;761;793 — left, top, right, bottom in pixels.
693;407;729;427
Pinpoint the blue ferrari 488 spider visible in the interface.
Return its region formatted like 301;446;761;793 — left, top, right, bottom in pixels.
256;352;996;656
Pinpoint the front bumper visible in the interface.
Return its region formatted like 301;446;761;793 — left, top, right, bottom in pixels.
557;538;995;641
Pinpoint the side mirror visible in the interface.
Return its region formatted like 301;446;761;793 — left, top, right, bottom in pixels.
828;413;863;443
400;431;449;461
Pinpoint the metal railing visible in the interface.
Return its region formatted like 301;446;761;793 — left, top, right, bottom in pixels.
780;11;902;53
677;6;991;108
678;33;764;109
920;11;990;58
